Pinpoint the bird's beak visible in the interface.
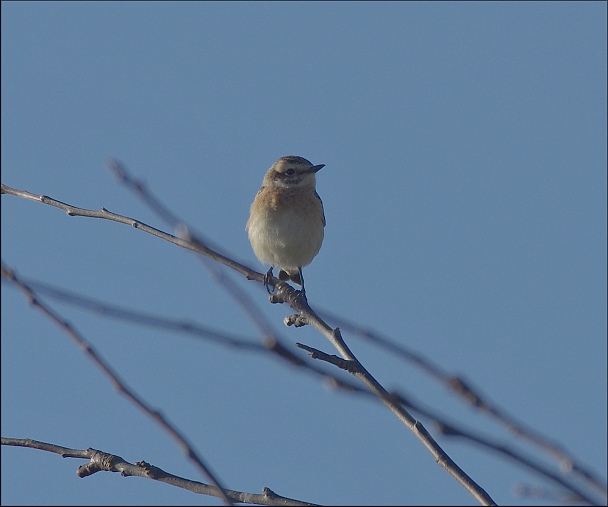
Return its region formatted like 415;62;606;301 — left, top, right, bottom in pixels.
310;164;325;173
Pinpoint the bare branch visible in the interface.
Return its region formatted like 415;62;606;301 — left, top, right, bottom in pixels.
295;343;361;374
1;438;317;506
0;264;234;506
387;391;603;506
0;189;595;499
432;423;601;506
223;273;496;505
3;177;497;506
3;266;373;399
13;275;264;351
295;339;604;505
99;167;498;505
1;183;263;286
8;169;604;504
318;309;608;498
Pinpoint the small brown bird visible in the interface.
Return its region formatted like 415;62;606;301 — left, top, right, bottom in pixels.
246;155;326;295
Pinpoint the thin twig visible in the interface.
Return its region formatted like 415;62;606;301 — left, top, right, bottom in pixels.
317;308;608;498
1;438;317;506
390;391;602;506
1;264;234;506
16;276;263;351
282;293;496;505
4;267;372;399
1;183;265;287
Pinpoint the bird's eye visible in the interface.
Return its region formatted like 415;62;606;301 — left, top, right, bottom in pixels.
285;169;295;176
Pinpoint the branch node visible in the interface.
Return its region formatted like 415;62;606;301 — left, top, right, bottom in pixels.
77;449;120;477
284;313;309;327
268;293;282;304
263;486;278;498
136;460;161;479
295;342;360;373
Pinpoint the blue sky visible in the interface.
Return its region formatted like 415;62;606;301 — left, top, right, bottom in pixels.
2;2;606;505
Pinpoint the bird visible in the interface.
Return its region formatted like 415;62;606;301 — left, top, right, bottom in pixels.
246;155;326;297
